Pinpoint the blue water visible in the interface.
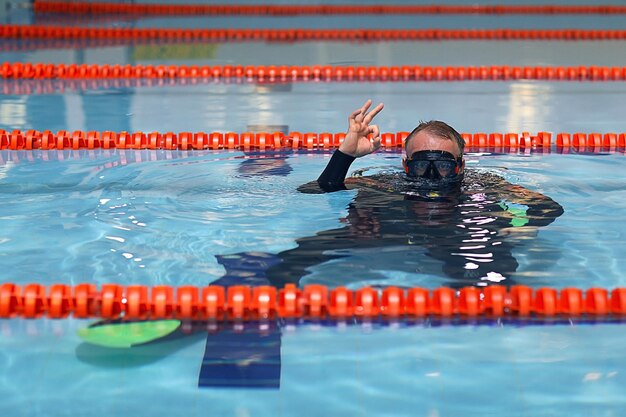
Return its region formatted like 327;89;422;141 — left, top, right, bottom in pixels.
2;318;626;417
2;1;626;416
0;148;625;417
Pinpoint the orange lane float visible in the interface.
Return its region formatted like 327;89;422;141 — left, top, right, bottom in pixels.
33;2;626;16
2;25;626;41
2;63;626;82
1;283;626;320
1;129;625;152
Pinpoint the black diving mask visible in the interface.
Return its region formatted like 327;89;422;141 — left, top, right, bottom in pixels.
404;150;464;191
405;150;462;179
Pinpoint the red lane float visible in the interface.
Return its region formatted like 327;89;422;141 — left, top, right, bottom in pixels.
3;25;626;41
1;129;625;152
2;63;626;82
2;283;626;320
33;2;626;16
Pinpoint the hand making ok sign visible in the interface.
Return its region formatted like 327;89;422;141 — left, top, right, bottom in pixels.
339;99;385;158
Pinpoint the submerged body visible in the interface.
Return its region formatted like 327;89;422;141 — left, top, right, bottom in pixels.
213;164;563;289
263;167;564;288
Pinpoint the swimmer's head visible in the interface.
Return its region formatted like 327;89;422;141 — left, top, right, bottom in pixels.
402;121;465;190
404;120;465;160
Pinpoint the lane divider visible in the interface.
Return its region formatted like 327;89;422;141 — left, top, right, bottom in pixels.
3;63;626;82
3;25;626;41
33;2;626;16
1;283;624;320
1;129;624;151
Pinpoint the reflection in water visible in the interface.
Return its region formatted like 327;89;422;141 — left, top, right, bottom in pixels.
0;149;246;167
506;82;551;133
0;97;27;128
0;38;207;53
0;76;411;96
237;153;293;177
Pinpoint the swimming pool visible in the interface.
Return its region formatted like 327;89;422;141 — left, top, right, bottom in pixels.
1;1;626;416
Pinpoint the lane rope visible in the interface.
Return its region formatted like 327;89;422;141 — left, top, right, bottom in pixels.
1;129;625;151
33;2;626;16
3;25;626;41
2;62;626;82
1;283;624;320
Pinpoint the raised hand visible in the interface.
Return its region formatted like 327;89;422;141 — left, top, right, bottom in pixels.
339;99;384;158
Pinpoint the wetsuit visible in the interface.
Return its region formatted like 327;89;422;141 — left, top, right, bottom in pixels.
259;150;565;288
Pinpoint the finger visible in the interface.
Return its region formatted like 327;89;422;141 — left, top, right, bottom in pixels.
349;108;362;121
354;101;371;123
352;100;373;124
363;103;384;124
369;124;380;139
359;99;373;115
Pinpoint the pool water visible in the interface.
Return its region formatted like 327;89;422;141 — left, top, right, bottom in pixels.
2;318;626;417
1;149;625;416
1;0;626;416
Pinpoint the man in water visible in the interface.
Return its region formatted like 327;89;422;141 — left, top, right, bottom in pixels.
81;108;564;388
217;99;564;290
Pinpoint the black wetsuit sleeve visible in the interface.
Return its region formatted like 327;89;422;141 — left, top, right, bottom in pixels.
316;150;356;192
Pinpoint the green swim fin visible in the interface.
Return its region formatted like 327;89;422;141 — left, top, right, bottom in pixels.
78;320;181;348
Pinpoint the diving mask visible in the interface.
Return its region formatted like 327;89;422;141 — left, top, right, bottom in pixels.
405;150;462;179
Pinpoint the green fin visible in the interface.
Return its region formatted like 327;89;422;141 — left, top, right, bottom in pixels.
78;320;181;348
498;201;530;227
